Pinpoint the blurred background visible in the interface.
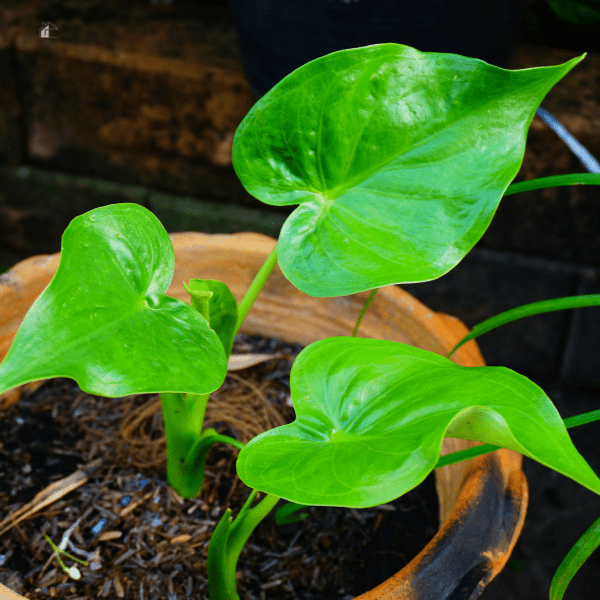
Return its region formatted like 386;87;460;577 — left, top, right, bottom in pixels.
0;1;599;599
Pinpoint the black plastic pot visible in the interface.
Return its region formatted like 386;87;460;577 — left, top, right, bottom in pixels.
229;0;528;98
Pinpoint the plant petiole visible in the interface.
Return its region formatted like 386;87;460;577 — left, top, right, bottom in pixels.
447;295;600;358
160;391;212;499
504;173;600;196
183;428;244;470
352;289;378;337
234;245;278;337
161;246;276;501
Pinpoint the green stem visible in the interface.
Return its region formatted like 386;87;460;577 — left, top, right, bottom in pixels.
45;536;88;567
505;173;600;196
446;294;600;359
234;245;278;337
435;408;600;469
160;245;277;499
352;289;378;337
206;433;245;451
160;391;211;499
208;492;280;600
183;430;245;467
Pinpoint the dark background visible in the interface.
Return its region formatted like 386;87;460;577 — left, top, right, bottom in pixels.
0;2;599;599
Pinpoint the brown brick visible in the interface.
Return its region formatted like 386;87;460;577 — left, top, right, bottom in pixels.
0;36;23;165
1;2;258;203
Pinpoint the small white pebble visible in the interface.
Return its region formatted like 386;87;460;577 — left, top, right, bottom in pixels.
66;566;81;580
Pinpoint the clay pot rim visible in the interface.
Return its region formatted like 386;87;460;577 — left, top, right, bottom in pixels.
0;230;528;600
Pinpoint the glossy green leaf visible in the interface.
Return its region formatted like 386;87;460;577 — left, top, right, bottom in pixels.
233;43;584;297
184;279;238;356
0;204;227;397
236;337;600;507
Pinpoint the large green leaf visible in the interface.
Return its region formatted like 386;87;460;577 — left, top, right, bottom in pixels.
0;204;227;397
236;337;600;507
233;44;584;297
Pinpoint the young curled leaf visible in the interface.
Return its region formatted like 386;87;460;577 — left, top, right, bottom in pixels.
184;279;238;356
237;337;600;508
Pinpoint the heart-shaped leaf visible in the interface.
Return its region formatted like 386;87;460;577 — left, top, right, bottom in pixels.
0;204;227;397
233;44;584;297
184;279;238;356
236;337;600;507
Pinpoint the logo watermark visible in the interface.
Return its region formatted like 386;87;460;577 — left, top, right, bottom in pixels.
39;22;58;39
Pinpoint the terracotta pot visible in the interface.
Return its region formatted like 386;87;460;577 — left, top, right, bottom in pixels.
0;231;528;600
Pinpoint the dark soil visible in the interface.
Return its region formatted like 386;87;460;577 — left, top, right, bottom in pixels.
0;333;439;600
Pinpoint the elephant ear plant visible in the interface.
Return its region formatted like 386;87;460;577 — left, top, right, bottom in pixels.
1;44;600;599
